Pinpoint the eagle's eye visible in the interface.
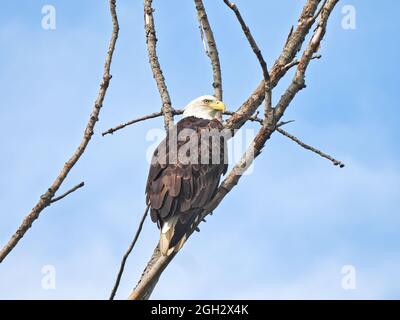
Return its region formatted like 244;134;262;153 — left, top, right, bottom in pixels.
203;99;211;104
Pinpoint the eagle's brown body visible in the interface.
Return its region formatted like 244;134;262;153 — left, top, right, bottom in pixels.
146;116;227;255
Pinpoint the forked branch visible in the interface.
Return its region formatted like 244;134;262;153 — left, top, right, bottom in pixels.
0;0;120;263
50;182;85;204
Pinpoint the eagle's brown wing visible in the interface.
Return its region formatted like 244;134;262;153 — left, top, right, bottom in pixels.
146;116;227;255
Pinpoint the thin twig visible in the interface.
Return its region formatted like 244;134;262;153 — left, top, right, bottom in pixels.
144;0;174;130
102;111;164;136
223;110;263;124
50;182;85;204
223;0;272;118
277;120;295;127
103;109;262;136
0;0;120;263
109;205;150;300
102;109;183;136
194;0;223;101
276;128;345;167
283;54;321;71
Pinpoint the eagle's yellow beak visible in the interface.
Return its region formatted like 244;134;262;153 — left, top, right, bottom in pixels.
208;100;225;112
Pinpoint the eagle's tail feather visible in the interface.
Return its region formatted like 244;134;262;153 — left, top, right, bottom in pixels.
159;214;197;256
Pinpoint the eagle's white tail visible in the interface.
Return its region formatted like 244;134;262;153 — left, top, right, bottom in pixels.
159;216;187;256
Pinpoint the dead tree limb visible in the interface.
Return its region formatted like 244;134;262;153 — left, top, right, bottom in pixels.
102;109;183;136
109;205;150;300
50;182;85;204
128;0;339;300
194;0;223;101
144;0;174;130
276;128;345;167
284;54;321;71
0;0;119;263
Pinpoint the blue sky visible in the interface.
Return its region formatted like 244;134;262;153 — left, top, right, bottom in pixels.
0;0;399;299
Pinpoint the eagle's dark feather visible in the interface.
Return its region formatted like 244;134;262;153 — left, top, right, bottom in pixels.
146;116;228;255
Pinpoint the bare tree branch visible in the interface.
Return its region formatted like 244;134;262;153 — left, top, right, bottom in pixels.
224;110;263;124
144;0;174;130
276;128;345;167
283;54;321;71
128;0;339;300
109;205;150;300
102;109;183;136
102;109;261;136
194;0;223;101
0;0;119;263
50;182;85;204
222;0;272;119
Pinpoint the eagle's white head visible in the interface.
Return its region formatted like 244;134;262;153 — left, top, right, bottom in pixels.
182;95;225;120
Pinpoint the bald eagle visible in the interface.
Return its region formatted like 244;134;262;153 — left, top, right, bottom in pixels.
146;95;228;255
